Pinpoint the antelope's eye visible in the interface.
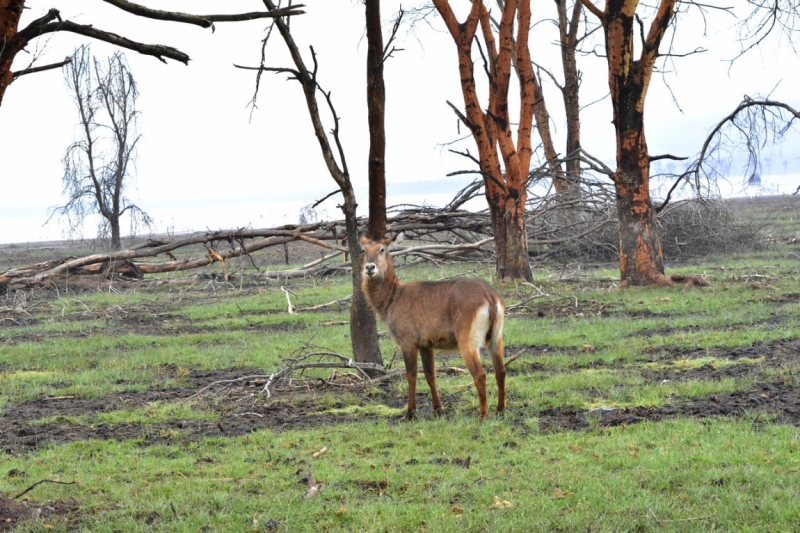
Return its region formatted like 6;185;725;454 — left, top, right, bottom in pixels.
379;247;385;254
359;247;365;255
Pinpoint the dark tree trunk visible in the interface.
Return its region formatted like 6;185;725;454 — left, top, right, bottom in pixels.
110;217;121;250
615;134;670;286
559;0;583;185
503;198;531;280
365;0;386;241
263;0;383;368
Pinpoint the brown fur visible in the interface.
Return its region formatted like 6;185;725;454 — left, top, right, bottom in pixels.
359;234;506;419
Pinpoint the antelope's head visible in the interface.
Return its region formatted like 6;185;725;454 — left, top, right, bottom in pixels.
359;232;404;279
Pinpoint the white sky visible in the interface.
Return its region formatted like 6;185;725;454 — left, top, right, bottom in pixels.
1;0;798;244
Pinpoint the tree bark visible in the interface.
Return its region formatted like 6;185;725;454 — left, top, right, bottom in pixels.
584;0;676;286
557;0;584;187
365;0;386;241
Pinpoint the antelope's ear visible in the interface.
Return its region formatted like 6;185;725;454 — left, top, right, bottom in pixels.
387;232;405;249
358;231;369;245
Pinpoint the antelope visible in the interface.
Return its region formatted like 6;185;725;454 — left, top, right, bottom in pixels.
359;233;506;420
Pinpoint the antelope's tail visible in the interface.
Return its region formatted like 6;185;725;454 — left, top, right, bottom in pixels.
488;298;505;356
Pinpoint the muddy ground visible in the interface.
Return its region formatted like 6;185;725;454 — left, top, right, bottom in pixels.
2;338;800;457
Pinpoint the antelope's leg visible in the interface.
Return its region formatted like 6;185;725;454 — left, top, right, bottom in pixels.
489;335;506;413
420;347;443;414
459;344;488;419
402;347;419;420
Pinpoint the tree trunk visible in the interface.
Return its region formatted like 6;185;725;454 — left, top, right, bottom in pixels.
610;68;670;287
531;73;570;194
434;0;533;282
365;0;386;241
505;197;530;280
557;0;583;186
588;0;676;286
262;0;384;368
110;216;121;250
342;189;383;369
615;143;670;286
0;0;24;106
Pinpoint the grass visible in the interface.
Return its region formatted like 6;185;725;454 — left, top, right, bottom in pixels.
4;418;800;532
2;212;800;530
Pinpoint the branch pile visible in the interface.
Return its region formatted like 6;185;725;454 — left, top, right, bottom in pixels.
2;161;757;290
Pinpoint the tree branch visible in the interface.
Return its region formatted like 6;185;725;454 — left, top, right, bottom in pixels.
12;57;72;79
101;0;305;32
18;20;190;64
650;153;688;162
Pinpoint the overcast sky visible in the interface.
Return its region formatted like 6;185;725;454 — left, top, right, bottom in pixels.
1;0;798;245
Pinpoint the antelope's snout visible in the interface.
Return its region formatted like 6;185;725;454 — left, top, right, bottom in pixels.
364;263;377;277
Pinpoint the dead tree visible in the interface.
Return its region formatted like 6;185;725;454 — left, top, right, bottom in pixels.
49;47;149;250
0;1;304;106
235;1;382;368
433;0;535;281
580;0;676;287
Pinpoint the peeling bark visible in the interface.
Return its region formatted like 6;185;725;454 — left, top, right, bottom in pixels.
584;0;676;286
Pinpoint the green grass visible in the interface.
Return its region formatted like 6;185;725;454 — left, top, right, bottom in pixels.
4;418;800;532
3;234;800;531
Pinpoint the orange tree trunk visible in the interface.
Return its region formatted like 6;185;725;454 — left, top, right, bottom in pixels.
0;0;25;105
585;0;676;286
434;0;533;282
615;129;669;286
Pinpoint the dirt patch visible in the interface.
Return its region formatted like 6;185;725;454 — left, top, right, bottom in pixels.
0;491;79;532
647;337;800;364
0;366;407;455
511;298;613;320
538;381;800;432
3;339;800;456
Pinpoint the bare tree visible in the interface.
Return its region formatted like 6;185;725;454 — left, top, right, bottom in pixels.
692;97;800;193
236;1;383;367
50;46;149;250
0;1;304;106
736;0;800;60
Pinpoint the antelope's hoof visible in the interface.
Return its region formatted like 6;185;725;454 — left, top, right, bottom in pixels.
405;410;417;421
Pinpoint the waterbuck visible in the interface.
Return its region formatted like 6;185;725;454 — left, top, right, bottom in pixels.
359;233;506;419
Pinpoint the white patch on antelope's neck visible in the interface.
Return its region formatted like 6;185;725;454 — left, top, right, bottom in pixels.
470;303;492;352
